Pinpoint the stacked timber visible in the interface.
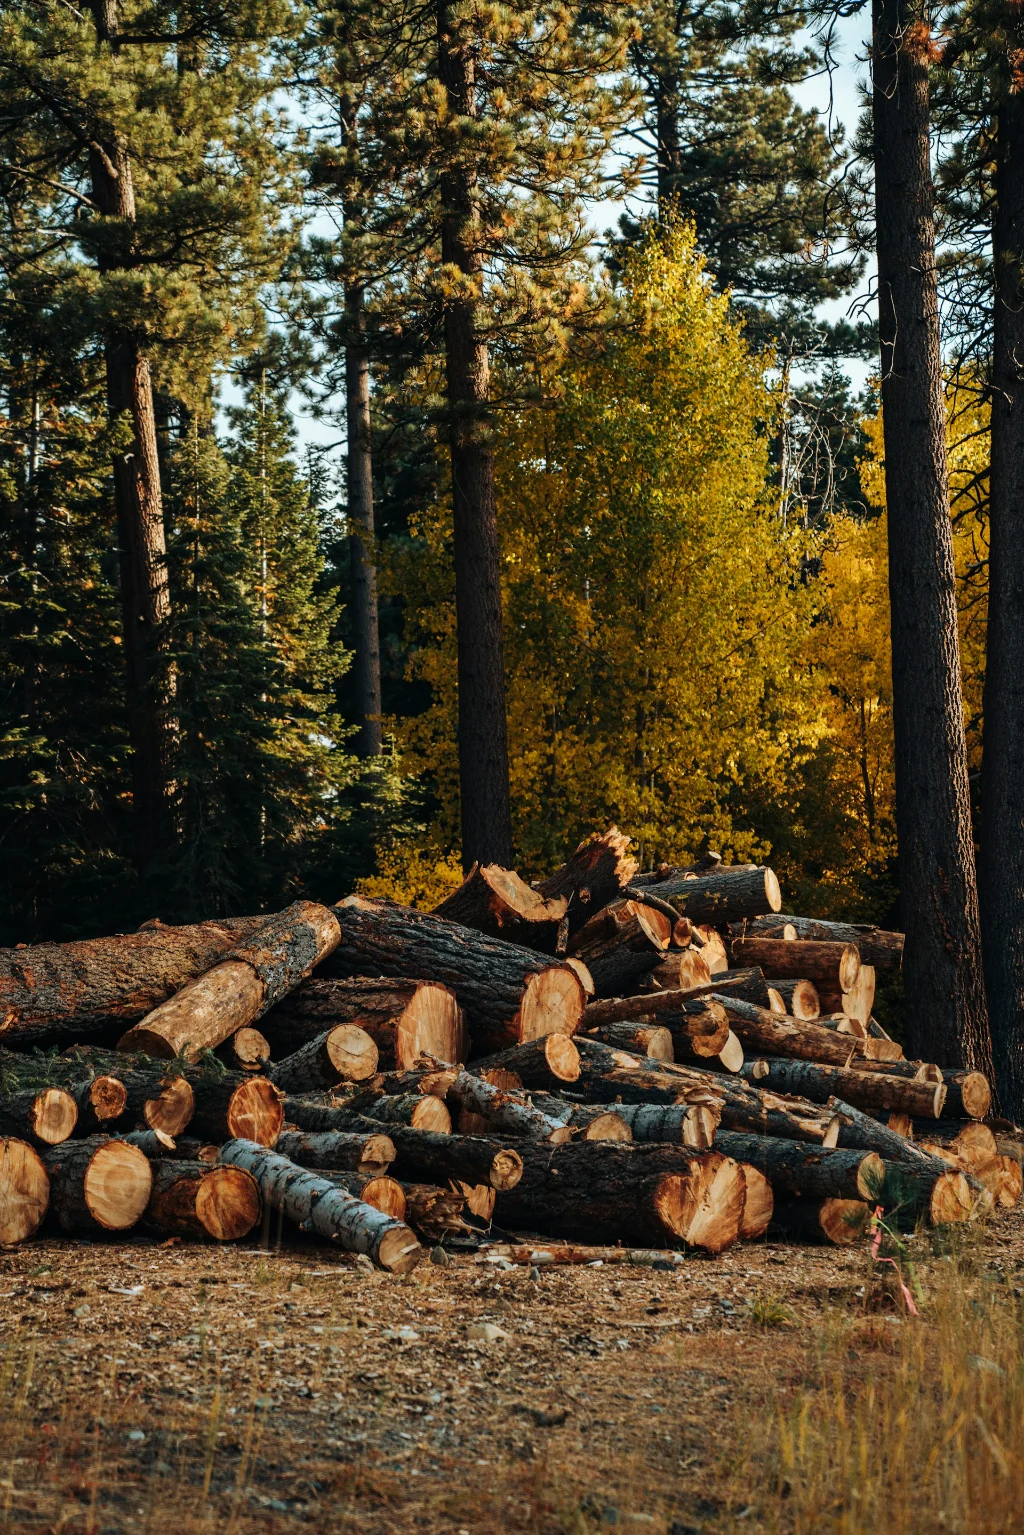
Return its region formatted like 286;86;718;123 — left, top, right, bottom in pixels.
0;839;1013;1259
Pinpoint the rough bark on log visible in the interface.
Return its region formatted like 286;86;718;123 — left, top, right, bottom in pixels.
0;916;263;1044
146;1159;262;1240
731;916;904;971
644;866;781;923
535;826;637;937
68;1076;127;1135
851;1060;991;1119
446;1071;572;1142
772;1195;871;1245
527;1096;635;1142
355;1094;452;1133
276;1127;396;1172
372;1124;523;1190
667;967;772;1008
0;1137;50;1244
818;966;876;1026
567;900;671;997
694;926;728;973
767;979;820;1020
572;1038;727;1110
495;1142;745;1253
583;990;729;1043
742;1057;946;1118
713;996;871;1067
465;1035;581;1089
58;1047;196;1137
267;1027;379;1094
188;1071;284;1146
324;898;586;1056
122;1128;176;1156
739;1165;774;1239
262;977;467;1071
830;1098;954;1174
119;903;341;1061
0;1087;77;1146
712;1131;885;1201
44;1136;152;1231
727;939;860;992
315;1170;406;1219
215;1028;271;1074
372;1067;460;1099
584;1022;674;1060
433;863;566;945
400;1182;472;1241
218;1139;422;1271
647;948;713;993
600;1102;720;1150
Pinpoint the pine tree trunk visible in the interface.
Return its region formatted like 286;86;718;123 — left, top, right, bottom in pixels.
345;287;382;758
981;68;1024;1121
871;0;991;1071
437;0;512;868
263;977;466;1069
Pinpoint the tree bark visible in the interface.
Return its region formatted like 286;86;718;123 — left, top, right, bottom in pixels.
713;995;873;1066
593;1101;720;1149
981;55;1024;1120
345;285;382;758
44;1136;152;1231
275;1126;396;1172
712;1132;884;1202
741;1056;945;1117
727;938;860;991
433;863;566;945
68;1075;127;1135
263;977;466;1069
648;947;713;993
145;1159;262;1241
848;1058;991;1119
645;866;781;922
0;1087;77;1146
316;1170;406;1220
731;916;904;971
467;1034;581;1088
446;1069;572;1142
0;1137;50;1245
872;0;991;1070
370;1123;523;1190
527;1097;635;1142
352;1092;453;1133
267;1026;379;1093
584;1021;675;1060
436;0;512;868
186;1071;284;1146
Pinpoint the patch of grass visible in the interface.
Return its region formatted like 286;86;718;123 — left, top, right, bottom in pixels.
748;1294;795;1330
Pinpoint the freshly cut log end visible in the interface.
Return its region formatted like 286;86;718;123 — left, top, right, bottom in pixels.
564;958;595;996
319;1170;407;1220
143;1076;195;1138
0;1137;50;1244
739;1164;773;1240
673;1152;747;1253
729;938;861;992
972;1156;1023;1210
268;1025;379;1093
264;978;467;1071
195;1165;262;1240
276;1128;397;1172
217;1028;271;1074
470;1035;581;1086
694;927;728;974
648;949;712;993
515;966;586;1042
954;1072;991;1121
579;1110;633;1142
929;1171;976;1225
410;1096;451;1133
818;964;876;1027
767;979;820;1020
536;826;638;934
20;1087;78;1146
196;1076;284;1147
718;1032;744;1073
75;1075;128;1127
585;1022;674;1061
647;866;782;922
772;1195;870;1245
46;1138;153;1231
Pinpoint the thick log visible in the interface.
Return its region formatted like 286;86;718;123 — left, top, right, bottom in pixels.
644;866;781;923
400;1182;473;1241
767;979;820;1020
447;1071;571;1142
262;977;467;1070
739;1165;774;1239
528;1096;635;1142
535;826;638;937
0;1087;77;1146
187;1071;284;1146
742;1057;946;1118
732;915;904;971
851;1060;991;1119
495;1142;745;1253
601;1102;720;1150
43;1137;152;1231
464;1036;581;1090
146;1159;262;1240
69;1075;128;1135
970;1156;1022;1209
647;948;713;994
372;1124;523;1190
119;902;341;1061
58;1047;196;1137
584;1021;674;1060
772;1195;870;1245
0;1137;50;1243
711;1131;885;1201
433;863;566;945
0;916;262;1044
267;1027;379;1094
315;1170;406;1219
215;1028;271;1074
818;966;876;1026
218;1139;422;1272
324;898;586;1056
907;1121;997;1167
356;1094;452;1133
567;900;671;997
276;1127;396;1172
713;996;871;1067
727;939;860;992
830;1098;954;1174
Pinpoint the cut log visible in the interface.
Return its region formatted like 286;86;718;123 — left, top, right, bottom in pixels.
120;1071;195;1138
851;1060;991;1119
739;1165;774;1239
400;1182;472;1242
358;1094;452;1134
728;938;860;992
276;1127;396;1172
316;1170;406;1220
324;898;586;1056
647;949;713;994
495;1142;745;1253
907;1122;997;1167
68;1076;128;1136
685;968;773;1008
572;1038;727;1110
454;1181;495;1221
218;1139;422;1271
712;1132;885;1201
535;826;638;937
466;1036;581;1090
814;1013;868;1038
970;1156;1022;1209
564;958;595;996
732;916;904;971
262;977;467;1070
528;1098;635;1142
766;979;820;1020
267;1027;379;1094
583;990;729;1045
742;1058;946;1118
818;965;875;1026
371;1124;523;1190
767;988;786;1014
0;1137;50;1244
0;915;263;1044
122;1128;177;1156
644;866;781;923
0;1087;77;1146
215;1028;271;1074
118;902;341;1061
693;926;728;973
188;1072;284;1146
567;900;672;997
602;1102;720;1151
433;863;566;945
829;1098;954;1174
372;1067;460;1099
44;1137;152;1231
712;996;871;1067
446;1071;571;1142
584;1022;674;1060
772;1195;870;1245
718;1032;744;1072
146;1159;262;1240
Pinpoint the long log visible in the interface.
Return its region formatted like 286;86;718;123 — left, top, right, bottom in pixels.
495;1142;746;1253
535;826;638;937
43;1137;152;1231
323;898;586;1057
584;1021;674;1060
644;866;781;922
370;1124;523;1190
906;1121;998;1167
276;1127;396;1172
0;916;262;1044
712;995;871;1067
218;1139;422;1271
567;900;671;997
731;915;904;971
0;1137;50;1243
446;1071;571;1142
598;1102;720;1150
262;977;467;1070
462;1035;581;1089
850;1060;991;1118
711;1131;885;1201
0;1087;77;1146
187;1071;284;1146
433;863;566;945
727;938;860;992
146;1159;262;1240
583;989;730;1041
119;902;341;1061
267;1027;379;1094
830;1098;954;1172
742;1057;946;1118
59;1047;196;1137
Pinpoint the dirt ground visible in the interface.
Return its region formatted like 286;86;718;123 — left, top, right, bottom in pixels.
2;1209;1023;1535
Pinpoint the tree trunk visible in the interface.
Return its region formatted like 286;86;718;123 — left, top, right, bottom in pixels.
584;1021;675;1060
648;948;713;993
267;1026;379;1093
215;1028;271;1074
848;1058;991;1119
731;916;904;971
771;1196;871;1245
262;977;467;1069
713;996;873;1066
345;286;382;758
0;1138;50;1245
645;866;781;922
437;0;512;868
446;1070;571;1142
145;1159;262;1241
44;1136;152;1231
371;1123;523;1190
568;900;672;997
326;898;586;1055
218;1139;422;1272
712;1132;884;1202
115;1068;195;1138
68;1075;127;1135
275;1126;396;1172
354;1093;453;1133
536;827;638;936
741;1056;945;1117
728;938;860;991
872;0;991;1070
527;1097;635;1142
0;1087;77;1146
315;1170;406;1220
467;1034;581;1088
981;61;1024;1120
818;966;876;1026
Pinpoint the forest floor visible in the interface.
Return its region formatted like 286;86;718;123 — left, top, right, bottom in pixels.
1;1210;1022;1535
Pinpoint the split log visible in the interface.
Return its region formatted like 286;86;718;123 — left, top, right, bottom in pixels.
739;1165;774;1239
146;1159;262;1240
567;900;671;997
727;939;860;992
267;1026;379;1094
466;1036;581;1090
69;1076;128;1135
495;1142;746;1253
766;979;820;1020
643;866;781;923
372;1124;523;1190
357;1094;452;1134
446;1071;571;1142
713;996;871;1067
584;1022;674;1060
535;826;638;937
694;926;728;973
0;915;262;1044
647;948;713;993
772;1196;871;1245
262;977;467;1071
0;1137;50;1244
276;1127;396;1172
316;1170;406;1220
712;1132;885;1201
218;1139;422;1272
455;1181;495;1221
813;1013;867;1038
433;863;566;945
732;916;904;971
851;1060;991;1119
400;1183;473;1242
0;1087;77;1146
324;898;586;1056
215;1028;271;1074
187;1071;284;1146
741;1058;946;1118
118;902;341;1061
43;1137;152;1231
818;966;875;1027
527;1096;635;1142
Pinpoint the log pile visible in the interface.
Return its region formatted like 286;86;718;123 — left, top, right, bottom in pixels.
0;827;1015;1264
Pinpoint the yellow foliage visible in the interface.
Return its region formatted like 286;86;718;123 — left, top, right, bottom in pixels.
356;840;465;910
